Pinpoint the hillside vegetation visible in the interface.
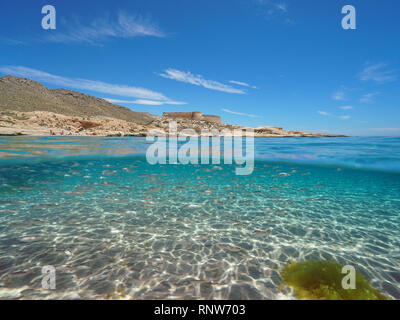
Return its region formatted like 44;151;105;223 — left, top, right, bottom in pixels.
0;75;157;125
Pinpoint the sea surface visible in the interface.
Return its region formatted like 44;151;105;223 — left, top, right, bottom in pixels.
0;136;399;299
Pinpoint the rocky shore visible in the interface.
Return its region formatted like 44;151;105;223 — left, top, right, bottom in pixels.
0;110;346;137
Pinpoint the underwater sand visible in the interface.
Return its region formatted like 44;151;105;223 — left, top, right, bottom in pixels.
0;136;399;299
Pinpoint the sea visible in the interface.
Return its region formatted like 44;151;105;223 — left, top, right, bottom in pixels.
0;136;399;299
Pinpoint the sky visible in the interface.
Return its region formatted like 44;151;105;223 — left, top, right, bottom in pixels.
0;0;399;136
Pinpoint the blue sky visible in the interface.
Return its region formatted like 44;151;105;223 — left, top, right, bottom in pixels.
0;0;399;136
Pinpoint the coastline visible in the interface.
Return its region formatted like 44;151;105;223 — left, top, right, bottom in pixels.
0;110;347;138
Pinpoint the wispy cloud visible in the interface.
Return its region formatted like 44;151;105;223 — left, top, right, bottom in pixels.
2;12;164;46
340;106;353;110
332;90;346;101
317;110;350;120
274;3;287;12
360;92;380;103
159;69;246;94
222;108;259;118
0;65;178;102
104;98;186;106
257;1;288;13
0;36;27;46
45;12;164;45
255;0;291;22
229;80;258;89
358;63;397;83
371;128;400;132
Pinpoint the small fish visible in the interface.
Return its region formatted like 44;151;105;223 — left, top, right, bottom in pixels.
140;200;156;205
75;186;92;191
102;170;117;175
254;230;268;236
184;204;202;209
19;186;35;190
20;236;41;242
100;198;127;202
101;181;116;186
62;191;82;195
147;187;161;193
217;244;243;252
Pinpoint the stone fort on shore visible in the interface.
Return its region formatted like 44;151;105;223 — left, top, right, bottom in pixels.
162;111;222;124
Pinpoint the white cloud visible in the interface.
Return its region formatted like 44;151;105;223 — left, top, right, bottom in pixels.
0;65;177;101
275;3;287;12
229;80;250;87
358;63;397;83
159;69;246;94
45;12;164;45
340;106;353;110
104;98;186;106
257;1;288;15
222;108;259;118
229;80;258;89
332;90;346;101
360;92;380;103
317;110;350;120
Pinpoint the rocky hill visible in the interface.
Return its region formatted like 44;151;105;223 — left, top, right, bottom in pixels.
0;75;157;124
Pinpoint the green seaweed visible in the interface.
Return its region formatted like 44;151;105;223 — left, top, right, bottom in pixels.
106;288;128;299
280;259;389;300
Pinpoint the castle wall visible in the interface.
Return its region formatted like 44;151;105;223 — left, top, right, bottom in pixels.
202;115;222;124
162;112;198;120
192;111;202;120
162;111;221;124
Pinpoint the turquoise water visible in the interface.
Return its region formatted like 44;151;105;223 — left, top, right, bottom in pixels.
0;136;399;299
